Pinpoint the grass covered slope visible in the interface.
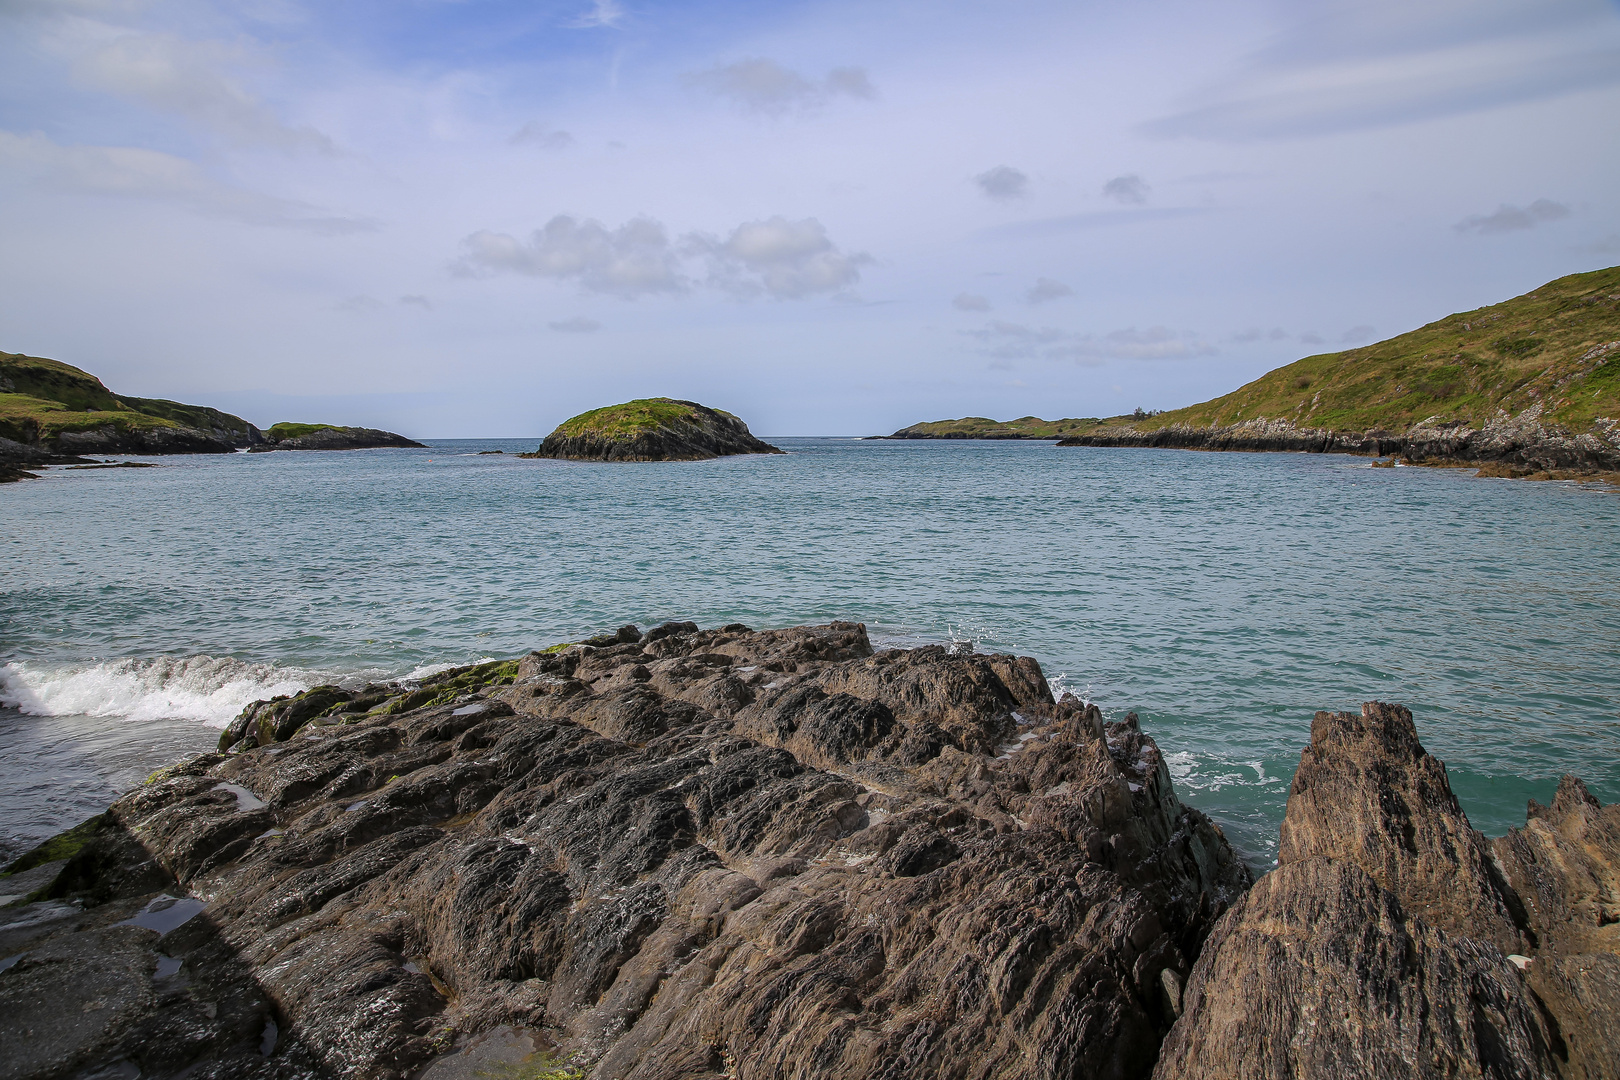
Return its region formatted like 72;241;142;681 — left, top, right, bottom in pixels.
527;397;784;461
1145;265;1620;434
0;350;258;452
251;421;424;451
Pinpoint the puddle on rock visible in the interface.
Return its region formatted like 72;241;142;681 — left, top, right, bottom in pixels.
116;894;206;936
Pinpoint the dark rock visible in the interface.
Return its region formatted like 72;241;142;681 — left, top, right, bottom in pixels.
248;426;425;452
10;620;1249;1080
1154;702;1619;1080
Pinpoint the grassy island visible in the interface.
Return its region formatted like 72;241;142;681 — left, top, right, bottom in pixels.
526;397;783;462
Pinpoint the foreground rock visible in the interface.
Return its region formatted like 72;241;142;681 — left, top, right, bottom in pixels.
1155;702;1620;1080
524;398;784;461
247;422;425;452
1;622;1247;1080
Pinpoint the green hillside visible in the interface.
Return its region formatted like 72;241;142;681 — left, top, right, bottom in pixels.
885;415;1106;439
1138;265;1620;434
0;351;258;447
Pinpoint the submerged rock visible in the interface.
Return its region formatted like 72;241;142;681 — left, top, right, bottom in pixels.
1154;702;1619;1080
1;621;1246;1080
523;398;784;461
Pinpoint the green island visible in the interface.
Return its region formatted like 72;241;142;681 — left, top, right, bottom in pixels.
524;396;783;461
878;415;1110;439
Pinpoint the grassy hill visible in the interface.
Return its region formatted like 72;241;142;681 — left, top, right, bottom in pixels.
0;351;259;448
1134;265;1620;435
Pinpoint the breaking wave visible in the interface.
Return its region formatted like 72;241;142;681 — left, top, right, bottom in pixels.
0;655;370;728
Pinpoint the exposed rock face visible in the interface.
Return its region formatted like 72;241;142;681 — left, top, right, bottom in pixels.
526;398;784;461
248;427;425;452
2;621;1247;1080
1058;411;1620;472
48;424;239;456
1154;702;1620;1080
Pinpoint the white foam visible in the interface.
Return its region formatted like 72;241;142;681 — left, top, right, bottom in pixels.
0;655;338;728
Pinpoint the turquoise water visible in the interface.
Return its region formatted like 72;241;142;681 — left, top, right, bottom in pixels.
3;438;1617;864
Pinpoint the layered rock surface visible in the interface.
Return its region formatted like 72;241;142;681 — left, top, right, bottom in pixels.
1154;702;1620;1080
248;424;425;452
525;399;784;461
1;622;1247;1080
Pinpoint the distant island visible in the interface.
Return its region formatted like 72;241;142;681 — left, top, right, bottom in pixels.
247;422;424;452
523;397;784;461
873;415;1110;440
1060;265;1620;476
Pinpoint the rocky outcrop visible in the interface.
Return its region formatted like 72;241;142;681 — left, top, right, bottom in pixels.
1154;702;1619;1080
0;434;103;483
1;621;1247;1080
1058;410;1620;473
525;399;784;461
49;424;239;456
248;426;425;452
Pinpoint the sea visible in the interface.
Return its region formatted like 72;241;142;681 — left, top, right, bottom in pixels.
3;438;1617;868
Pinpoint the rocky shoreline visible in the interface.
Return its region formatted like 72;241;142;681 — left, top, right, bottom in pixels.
1;621;1613;1080
1057;409;1620;474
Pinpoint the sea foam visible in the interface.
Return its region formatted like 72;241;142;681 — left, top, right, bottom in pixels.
0;655;339;728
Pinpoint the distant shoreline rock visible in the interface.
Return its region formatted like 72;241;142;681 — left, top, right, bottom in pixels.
247;422;425;452
869;415;1108;440
523;398;783;461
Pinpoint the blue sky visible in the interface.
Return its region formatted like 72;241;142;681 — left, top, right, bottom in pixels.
2;0;1618;436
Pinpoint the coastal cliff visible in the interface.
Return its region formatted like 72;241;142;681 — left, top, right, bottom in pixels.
0;351;260;457
525;399;783;461
2;625;1613;1079
1062;266;1620;473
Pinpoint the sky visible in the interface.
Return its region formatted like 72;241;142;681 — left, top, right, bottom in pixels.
2;0;1618;437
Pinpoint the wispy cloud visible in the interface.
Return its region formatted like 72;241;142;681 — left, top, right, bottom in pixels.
684;58;875;115
510;123;575;150
0;130;374;233
549;316;602;332
966;320;1216;363
455;214;870;301
567;0;627;30
1102;175;1149;204
1454;198;1571;234
978;207;1212;241
1340;324;1376;342
1144;0;1620;141
1026;277;1072;304
399;295;432;309
975;165;1028;201
952;293;991;311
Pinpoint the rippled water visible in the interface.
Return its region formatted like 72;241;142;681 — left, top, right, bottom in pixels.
3;438;1617;864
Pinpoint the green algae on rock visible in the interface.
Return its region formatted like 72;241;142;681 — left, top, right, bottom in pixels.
523;398;784;461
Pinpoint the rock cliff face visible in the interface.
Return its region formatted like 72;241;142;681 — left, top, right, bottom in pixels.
1;622;1247;1080
1154;702;1620;1080
1057;411;1620;472
526;399;784;461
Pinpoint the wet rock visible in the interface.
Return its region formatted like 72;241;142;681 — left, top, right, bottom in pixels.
8;620;1249;1080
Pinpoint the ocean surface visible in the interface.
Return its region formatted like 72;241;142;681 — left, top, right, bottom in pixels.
3;438;1617;867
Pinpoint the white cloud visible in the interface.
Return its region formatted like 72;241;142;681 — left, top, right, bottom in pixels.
453;215;685;299
692;216;872;299
684;58;875;114
953;293;991;311
0;130;374;233
1102;174;1149;204
69;29;334;153
549;316;602;332
1454;198;1571;234
1026;277;1072;303
510;123;575;150
456;215;869;301
974;165;1027;201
